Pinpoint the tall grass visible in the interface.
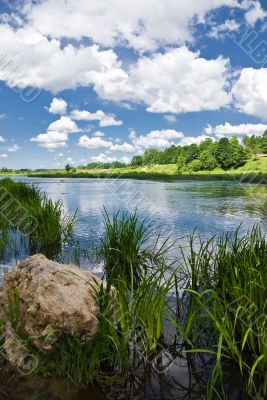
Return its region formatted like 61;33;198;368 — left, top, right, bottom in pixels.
0;178;76;259
174;225;267;399
100;209;171;288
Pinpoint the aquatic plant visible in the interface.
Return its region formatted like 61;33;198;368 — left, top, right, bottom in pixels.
173;225;267;399
100;209;171;288
0;178;76;260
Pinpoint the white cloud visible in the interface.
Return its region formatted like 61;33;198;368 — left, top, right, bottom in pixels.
0;113;7;119
0;136;5;142
90;153;117;163
93;131;105;137
66;157;74;164
147;130;184;140
205;122;267;137
78;134;135;152
30;116;80;150
0;24;122;92
180;135;213;146
208;19;240;39
110;143;135;152
232;68;267;120
0;154;8;158
23;0;240;52
163;115;177;124
30;131;68;150
78;135;112;149
129;129;184;149
243;1;267;26
8;144;20;152
71;109;122;127
92;47;231;114
47;116;80;133
48;97;67;114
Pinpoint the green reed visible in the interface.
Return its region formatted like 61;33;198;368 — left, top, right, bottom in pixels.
100;208;171;288
174;225;267;399
0;178;76;259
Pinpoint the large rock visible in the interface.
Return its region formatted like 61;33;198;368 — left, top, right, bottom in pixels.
0;254;102;353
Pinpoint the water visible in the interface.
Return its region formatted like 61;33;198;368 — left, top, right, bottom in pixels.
1;176;267;275
12;176;267;242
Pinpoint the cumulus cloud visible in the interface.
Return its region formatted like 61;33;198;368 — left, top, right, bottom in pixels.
78;128;185;153
129;129;184;148
90;153;117;163
0;24;122;92
243;0;267;25
0;154;8;158
0;136;5;142
93;131;105;137
23;0;241;52
92;47;231;114
71;109;122;127
8;144;20;152
78;136;113;150
208;19;240;39
78;135;135;152
180;135;213;146
205;122;267;137
30;116;80;150
48;97;67;114
232;68;267;120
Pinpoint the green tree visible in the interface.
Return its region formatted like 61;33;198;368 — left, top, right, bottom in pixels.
243;135;261;159
199;138;214;153
177;155;186;174
143;148;160;165
199;149;217;170
65;164;71;172
260;130;267;154
184;144;200;164
187;159;201;172
214;137;246;170
131;155;143;167
158;145;181;164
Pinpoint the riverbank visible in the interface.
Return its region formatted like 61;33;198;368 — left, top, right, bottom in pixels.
1;157;267;183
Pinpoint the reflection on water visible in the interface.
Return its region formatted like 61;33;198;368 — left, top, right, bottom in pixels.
11;177;267;244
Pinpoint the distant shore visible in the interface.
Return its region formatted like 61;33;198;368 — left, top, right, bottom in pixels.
1;157;267;184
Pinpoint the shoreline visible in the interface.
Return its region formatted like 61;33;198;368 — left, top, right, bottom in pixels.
1;171;266;184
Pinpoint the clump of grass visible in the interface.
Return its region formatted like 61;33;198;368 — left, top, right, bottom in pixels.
175;225;267;399
0;178;76;260
100;209;171;288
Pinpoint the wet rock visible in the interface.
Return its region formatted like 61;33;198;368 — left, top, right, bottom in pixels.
0;254;101;354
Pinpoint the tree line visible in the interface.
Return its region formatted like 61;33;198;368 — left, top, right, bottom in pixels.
64;130;267;172
130;130;267;172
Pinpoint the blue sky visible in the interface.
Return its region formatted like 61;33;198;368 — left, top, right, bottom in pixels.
0;0;267;169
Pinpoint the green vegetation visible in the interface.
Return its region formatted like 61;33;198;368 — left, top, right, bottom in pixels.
174;226;267;399
100;209;171;288
0;178;76;260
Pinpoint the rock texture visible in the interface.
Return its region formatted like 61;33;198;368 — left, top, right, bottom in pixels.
0;254;102;354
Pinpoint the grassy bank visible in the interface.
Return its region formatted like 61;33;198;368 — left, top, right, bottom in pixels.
0;178;76;260
24;156;267;183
